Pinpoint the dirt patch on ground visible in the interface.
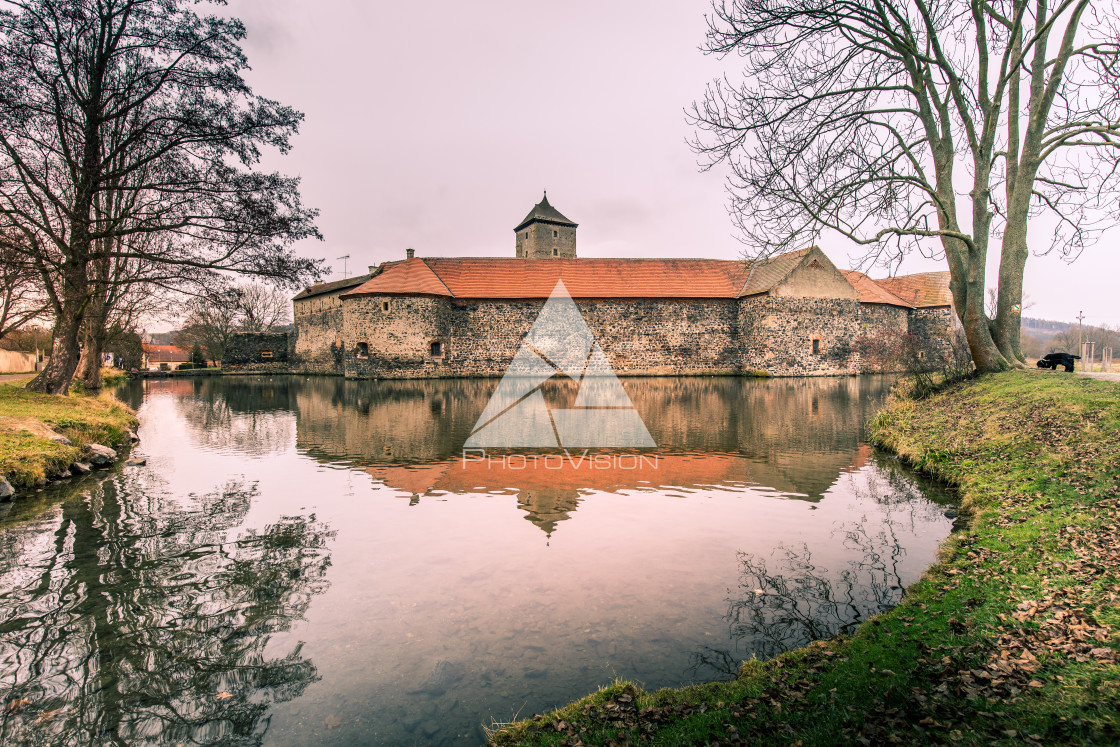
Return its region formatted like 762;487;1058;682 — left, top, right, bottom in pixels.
1080;372;1120;382
0;417;68;442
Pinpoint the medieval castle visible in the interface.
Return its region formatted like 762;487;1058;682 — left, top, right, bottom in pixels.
224;195;955;377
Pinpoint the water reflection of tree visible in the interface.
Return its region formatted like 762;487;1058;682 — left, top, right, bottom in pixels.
172;378;297;456
690;511;909;681
730;525;903;660
0;473;333;746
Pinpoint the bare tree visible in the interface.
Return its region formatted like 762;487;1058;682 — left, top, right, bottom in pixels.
176;291;242;365
0;0;322;394
0;232;48;341
175;281;288;363
690;0;1120;372
235;282;291;333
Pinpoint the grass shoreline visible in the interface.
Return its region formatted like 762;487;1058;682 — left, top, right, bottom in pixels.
487;371;1120;746
0;380;137;493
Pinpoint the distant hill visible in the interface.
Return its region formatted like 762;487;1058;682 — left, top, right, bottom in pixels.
1022;317;1076;336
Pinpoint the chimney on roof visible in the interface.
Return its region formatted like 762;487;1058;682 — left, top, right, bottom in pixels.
406;248;415;259
368;265;377;274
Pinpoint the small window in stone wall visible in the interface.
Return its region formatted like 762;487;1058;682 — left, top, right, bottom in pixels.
430;341;444;357
553;229;558;237
812;339;821;355
382;300;391;313
357;342;369;359
260;349;273;359
553;248;558;256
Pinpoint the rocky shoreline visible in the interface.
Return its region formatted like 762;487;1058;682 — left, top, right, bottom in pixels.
0;426;142;502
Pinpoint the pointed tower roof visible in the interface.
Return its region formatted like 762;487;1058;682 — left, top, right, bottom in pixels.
514;192;578;231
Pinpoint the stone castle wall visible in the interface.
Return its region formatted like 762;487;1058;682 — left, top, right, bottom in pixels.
223;332;292;374
340;295;745;378
516;222;576;258
739;297;863;376
909;306;958;363
856;304;912;373
292;291;348;374
232;289;955;378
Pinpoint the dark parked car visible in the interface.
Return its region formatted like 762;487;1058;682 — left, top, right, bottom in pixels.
1037;352;1081;372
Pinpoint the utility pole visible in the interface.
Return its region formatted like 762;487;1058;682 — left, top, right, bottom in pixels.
1077;310;1085;357
337;254;351;279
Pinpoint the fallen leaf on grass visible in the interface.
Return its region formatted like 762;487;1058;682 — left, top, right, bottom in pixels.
4;698;31;715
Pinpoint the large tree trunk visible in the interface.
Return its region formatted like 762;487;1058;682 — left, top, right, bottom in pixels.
993;225;1029;366
993;16;1028;368
77;325;105;391
78;268;109;391
957;248;1010;374
26;263;88;394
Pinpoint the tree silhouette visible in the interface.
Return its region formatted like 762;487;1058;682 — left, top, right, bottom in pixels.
0;473;334;746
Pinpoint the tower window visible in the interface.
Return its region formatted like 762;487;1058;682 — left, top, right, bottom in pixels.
356;342;369;359
812;339;821;355
553;230;558;237
553;248;558;256
381;300;391;313
430;341;444;357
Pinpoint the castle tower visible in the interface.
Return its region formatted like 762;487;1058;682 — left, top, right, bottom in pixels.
514;192;577;258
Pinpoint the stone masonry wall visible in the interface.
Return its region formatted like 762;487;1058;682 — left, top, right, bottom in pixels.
223;332;292;374
739;297;863;376
342;295;744;378
909;306;957;363
296;288;951;380
857;304;911;373
516;222;577;258
292;292;348;374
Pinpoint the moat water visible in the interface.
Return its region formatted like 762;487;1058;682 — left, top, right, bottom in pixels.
0;375;952;746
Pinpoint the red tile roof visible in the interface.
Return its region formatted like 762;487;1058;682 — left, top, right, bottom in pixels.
142;344;189;363
293;272;375;300
875;272;953;308
739;248;812;296
345;258;452;297
340;250;953;307
344;257;753;299
841;271;914;308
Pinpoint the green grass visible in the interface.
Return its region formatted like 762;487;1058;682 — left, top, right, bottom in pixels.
0;381;137;491
487;371;1120;746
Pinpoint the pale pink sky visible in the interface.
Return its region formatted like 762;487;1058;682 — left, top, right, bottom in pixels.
233;0;1117;326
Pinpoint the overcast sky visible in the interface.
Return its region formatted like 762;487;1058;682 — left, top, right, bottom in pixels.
231;0;1117;326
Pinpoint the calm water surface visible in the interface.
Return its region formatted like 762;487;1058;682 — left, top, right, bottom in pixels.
0;375;952;746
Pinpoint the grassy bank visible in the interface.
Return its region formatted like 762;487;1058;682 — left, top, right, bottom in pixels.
487;371;1120;746
0;381;137;491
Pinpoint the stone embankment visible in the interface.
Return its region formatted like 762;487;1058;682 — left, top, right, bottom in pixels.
0;380;139;498
0;427;140;501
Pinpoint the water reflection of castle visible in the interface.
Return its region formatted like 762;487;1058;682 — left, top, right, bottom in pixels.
159;376;893;537
292;376;890;536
